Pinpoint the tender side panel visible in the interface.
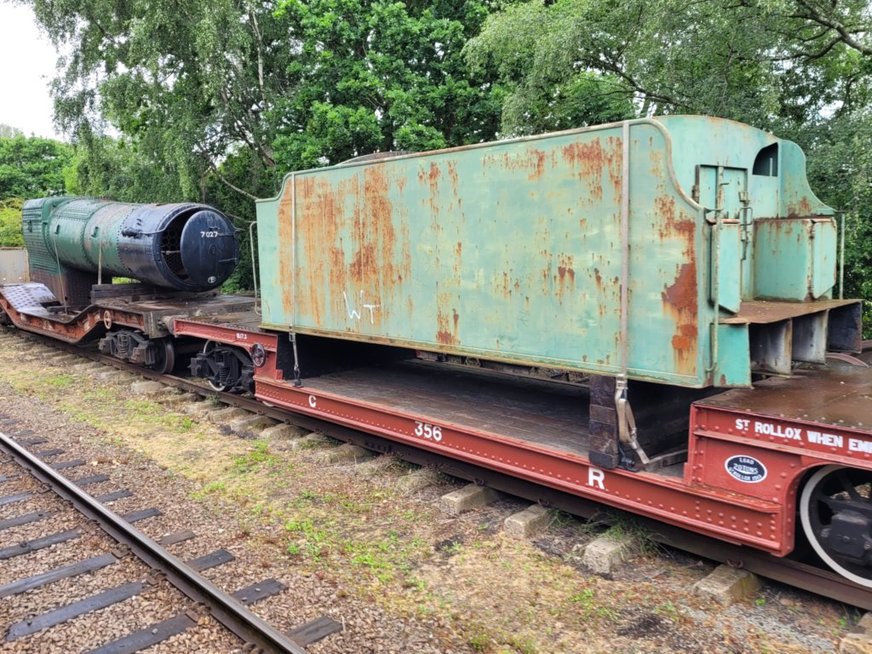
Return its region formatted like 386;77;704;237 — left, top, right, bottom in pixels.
258;120;710;386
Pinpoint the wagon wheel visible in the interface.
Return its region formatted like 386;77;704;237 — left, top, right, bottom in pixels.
149;338;176;375
800;465;872;587
201;340;228;392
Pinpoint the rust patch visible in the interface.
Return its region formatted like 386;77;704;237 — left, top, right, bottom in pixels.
671;323;697;352
787;196;812;218
436;307;460;345
428;161;440;186
347;167;397;293
304;176;344;324
483;147;549;180
499;271;512;297
418;161;443;219
277;181;295;316
557;254;576;284
655;196;696;258
561;137;622;204
605;136;623;200
662;262;698;375
295;164;410;328
555;252;576;302
447;161;459;188
655;190;701;375
660;243;697;305
529;149;546;180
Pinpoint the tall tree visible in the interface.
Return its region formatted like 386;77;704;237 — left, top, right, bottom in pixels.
27;0;295;200
465;0;872;133
0;134;71;200
268;0;507;169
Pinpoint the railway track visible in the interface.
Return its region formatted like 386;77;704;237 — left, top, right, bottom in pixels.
16;330;872;614
0;420;340;652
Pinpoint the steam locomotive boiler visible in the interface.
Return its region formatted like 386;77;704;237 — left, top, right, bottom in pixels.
0;198;250;372
22;197;238;304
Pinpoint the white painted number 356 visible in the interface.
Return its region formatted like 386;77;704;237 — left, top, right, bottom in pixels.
414;421;443;442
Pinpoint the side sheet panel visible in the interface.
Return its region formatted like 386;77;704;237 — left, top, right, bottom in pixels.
257;120;710;386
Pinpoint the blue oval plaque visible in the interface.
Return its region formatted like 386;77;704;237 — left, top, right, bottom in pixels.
724;455;767;484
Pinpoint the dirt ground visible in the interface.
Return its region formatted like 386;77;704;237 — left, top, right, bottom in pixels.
0;330;861;653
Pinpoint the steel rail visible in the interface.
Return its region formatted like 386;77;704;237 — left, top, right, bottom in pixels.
0;430;308;654
16;331;872;610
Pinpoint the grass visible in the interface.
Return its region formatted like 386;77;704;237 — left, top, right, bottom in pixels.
232;439;279;473
191;480;227;500
46;373;74;389
468;630;491;652
568;585;618;621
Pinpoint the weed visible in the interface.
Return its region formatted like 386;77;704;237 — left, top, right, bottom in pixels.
404;577;428;592
655;601;680;621
569;587;617;621
570;588;596;608
46;374;74;389
550;510;576;528
755;597;767;607
124;398;161;417
400;509;420;522
506;635;538;654
295;488;336;505
443;540;464;556
468;631;490;652
233;440;278;473
283;516;330;561
203;480;226;493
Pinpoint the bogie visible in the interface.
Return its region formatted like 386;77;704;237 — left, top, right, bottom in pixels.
189;340;254;393
800;465;872;587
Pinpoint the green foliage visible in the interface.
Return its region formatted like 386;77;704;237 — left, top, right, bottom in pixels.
467;0;872;132
0;198;24;247
0;134;71;200
27;0;298;206
270;0;507;169
64;136;185;203
232;439;280;474
801;110;872;331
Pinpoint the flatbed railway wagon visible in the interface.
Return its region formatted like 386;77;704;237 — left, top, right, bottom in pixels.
2;115;872;588
0;199;248;371
177;115;872;587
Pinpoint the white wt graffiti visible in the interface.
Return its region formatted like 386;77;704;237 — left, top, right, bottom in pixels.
343;290;380;324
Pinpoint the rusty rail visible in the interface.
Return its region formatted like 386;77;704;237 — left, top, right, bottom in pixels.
0;430;309;652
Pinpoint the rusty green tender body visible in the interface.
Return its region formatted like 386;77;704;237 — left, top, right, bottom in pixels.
256;116;861;388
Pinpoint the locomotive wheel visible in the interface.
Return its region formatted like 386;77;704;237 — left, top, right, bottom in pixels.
150;338;176;374
800;465;872;587
202;341;228;392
